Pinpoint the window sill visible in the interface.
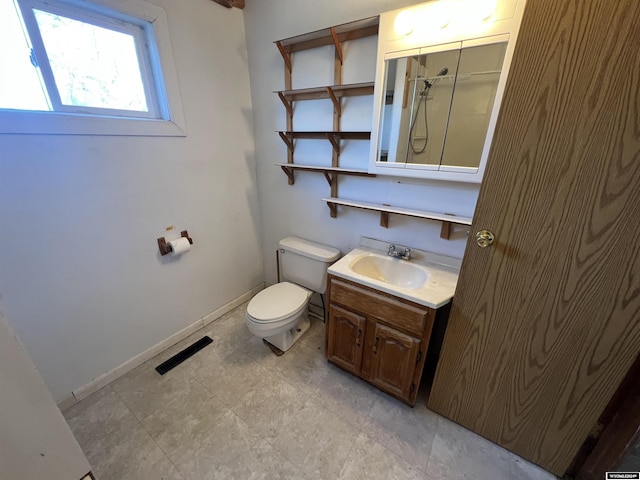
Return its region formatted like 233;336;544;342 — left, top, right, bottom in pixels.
0;110;187;137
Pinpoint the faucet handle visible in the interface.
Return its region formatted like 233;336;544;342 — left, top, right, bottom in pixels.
403;248;412;260
387;244;396;254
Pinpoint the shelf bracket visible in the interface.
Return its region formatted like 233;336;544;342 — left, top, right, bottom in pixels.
440;213;457;240
326;172;338;198
440;221;452;240
325;133;341;154
326;201;337;218
280;165;295;185
277;92;293;116
275;41;292;72
380;211;390;228
326;87;341;117
278;132;294;153
330;27;344;65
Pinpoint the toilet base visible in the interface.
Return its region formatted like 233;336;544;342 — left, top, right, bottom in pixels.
263;316;311;352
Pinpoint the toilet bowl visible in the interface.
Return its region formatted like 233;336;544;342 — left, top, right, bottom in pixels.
246;282;310;339
245;237;340;352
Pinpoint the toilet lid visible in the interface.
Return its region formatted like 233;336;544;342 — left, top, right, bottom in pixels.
247;282;309;323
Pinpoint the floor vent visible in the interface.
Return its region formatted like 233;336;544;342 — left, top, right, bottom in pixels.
155;336;213;375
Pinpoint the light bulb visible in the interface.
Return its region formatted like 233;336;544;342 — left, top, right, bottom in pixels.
432;2;451;28
394;10;414;36
473;0;498;20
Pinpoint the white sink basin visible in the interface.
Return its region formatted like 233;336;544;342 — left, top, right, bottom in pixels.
328;247;460;309
351;255;428;288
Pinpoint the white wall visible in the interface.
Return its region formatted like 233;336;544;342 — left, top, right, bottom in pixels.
0;0;262;402
243;0;480;284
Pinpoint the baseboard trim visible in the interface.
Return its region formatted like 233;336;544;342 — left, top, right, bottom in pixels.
59;285;264;411
57;392;77;412
70;319;203;405
202;283;264;326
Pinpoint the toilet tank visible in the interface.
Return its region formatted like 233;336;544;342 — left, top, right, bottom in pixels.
279;237;341;294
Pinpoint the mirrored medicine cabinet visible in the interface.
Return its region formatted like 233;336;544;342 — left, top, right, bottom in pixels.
369;0;527;182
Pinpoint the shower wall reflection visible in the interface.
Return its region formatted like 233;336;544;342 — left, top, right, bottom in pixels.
377;40;507;170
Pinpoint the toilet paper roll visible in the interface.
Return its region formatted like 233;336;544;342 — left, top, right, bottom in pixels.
168;237;191;256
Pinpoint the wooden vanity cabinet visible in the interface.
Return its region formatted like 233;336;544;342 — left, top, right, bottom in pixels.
325;275;436;406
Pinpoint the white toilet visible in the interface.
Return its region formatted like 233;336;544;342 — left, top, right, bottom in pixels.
246;236;340;352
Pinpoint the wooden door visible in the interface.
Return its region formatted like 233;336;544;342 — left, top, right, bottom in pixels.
369;322;421;401
326;304;366;374
428;0;640;476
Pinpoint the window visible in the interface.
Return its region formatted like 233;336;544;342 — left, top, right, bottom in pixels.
0;0;186;135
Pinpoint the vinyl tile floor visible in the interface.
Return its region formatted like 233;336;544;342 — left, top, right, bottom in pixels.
63;303;558;480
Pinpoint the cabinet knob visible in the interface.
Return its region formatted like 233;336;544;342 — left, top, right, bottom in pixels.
356;329;362;347
373;336;379;354
476;229;495;248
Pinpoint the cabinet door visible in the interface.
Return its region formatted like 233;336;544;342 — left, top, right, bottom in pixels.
327;304;366;374
369;322;421;401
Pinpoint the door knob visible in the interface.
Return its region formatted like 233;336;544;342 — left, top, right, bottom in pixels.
476;230;495;248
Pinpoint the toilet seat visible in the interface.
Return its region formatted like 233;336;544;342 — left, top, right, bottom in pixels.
246;282;310;323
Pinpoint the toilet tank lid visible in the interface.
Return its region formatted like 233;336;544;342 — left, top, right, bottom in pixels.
279;237;341;262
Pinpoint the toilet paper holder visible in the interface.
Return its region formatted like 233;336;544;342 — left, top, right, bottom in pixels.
158;230;193;256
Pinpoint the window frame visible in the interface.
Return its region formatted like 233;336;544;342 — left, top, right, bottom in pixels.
0;0;186;136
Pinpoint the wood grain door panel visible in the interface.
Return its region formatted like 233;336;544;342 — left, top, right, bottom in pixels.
327;304;366;374
369;322;420;400
428;0;640;475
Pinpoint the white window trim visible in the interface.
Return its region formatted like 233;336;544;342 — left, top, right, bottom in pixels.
0;0;187;136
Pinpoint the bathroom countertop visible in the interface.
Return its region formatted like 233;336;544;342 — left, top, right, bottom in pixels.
328;246;460;309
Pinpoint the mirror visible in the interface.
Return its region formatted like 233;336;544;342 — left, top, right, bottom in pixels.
377;40;507;171
369;0;526;182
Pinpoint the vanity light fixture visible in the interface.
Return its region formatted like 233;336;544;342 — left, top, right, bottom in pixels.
393;10;414;36
394;2;451;37
431;1;451;28
473;0;498;20
448;0;496;31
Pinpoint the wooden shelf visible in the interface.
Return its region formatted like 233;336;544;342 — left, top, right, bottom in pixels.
275;17;379;60
274;17;378;200
278;131;371;154
278;131;370;140
321;197;472;239
277;82;374;102
277;164;373;175
277;83;374;117
277;163;375;186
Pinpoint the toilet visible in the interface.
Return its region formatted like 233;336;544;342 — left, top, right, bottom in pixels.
246;236;341;352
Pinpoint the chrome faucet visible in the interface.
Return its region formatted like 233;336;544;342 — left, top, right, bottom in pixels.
387;244;412;260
